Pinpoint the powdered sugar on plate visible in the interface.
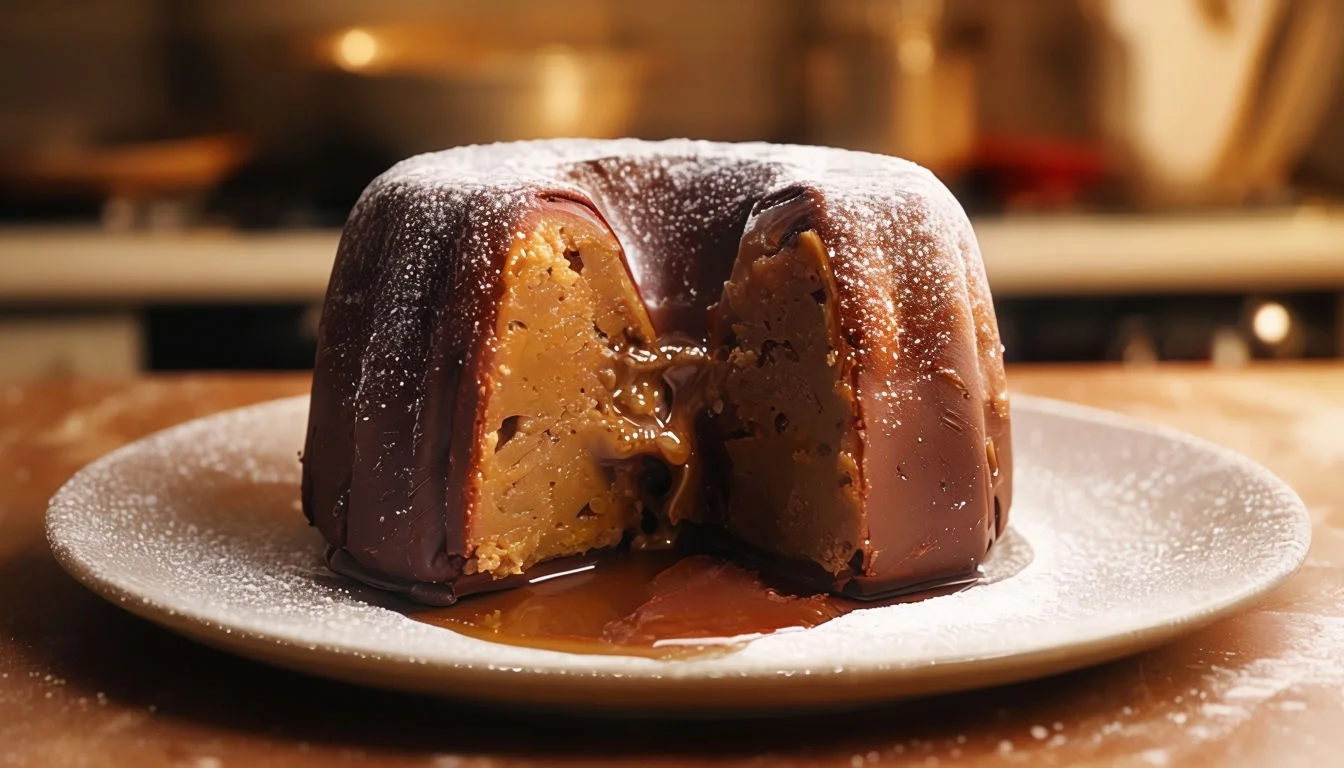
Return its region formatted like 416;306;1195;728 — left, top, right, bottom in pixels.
44;395;1310;710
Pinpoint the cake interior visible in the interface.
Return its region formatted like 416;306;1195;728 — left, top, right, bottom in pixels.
470;206;665;577
708;229;866;576
465;205;868;585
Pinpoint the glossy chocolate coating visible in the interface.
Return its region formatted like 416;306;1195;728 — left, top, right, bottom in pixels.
302;139;1012;603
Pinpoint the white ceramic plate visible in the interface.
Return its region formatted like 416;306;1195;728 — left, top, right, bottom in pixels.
46;395;1310;713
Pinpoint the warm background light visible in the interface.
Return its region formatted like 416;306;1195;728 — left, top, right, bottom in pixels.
1252;301;1292;345
335;28;379;71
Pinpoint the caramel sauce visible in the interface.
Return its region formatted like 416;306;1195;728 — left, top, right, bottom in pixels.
409;535;1024;662
410;531;1031;660
412;553;859;659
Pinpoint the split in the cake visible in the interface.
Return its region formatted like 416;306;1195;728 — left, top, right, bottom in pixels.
304;140;1012;612
464;201;872;595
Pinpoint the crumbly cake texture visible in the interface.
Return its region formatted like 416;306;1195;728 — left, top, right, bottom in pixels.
301;138;1013;603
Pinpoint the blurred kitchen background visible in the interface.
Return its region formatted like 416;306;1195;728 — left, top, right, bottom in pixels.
1;0;1343;375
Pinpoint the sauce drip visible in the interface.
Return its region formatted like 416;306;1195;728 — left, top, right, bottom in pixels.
410;531;1032;660
412;553;853;659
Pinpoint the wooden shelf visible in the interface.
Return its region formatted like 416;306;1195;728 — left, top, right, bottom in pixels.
2;208;1343;303
975;207;1344;295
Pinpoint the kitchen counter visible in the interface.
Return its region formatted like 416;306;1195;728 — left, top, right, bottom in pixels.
0;366;1341;766
3;207;1344;302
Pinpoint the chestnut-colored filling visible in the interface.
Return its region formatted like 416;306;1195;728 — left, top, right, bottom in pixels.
706;231;864;576
467;214;861;583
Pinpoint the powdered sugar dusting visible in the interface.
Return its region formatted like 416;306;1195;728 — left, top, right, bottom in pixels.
309;137;1009;584
353;138;962;325
45;394;1309;709
340;137;978;410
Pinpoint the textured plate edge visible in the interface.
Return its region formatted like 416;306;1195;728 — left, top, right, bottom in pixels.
43;394;1315;712
48;567;1301;714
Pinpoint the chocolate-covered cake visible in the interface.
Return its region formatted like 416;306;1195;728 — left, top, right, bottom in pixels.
301;139;1012;606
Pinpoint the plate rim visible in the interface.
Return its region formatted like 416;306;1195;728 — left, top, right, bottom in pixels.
44;393;1313;711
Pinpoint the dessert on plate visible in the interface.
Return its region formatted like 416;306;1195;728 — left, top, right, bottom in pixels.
301;139;1012;606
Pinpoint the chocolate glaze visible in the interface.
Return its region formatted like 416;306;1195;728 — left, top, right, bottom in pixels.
740;193;1006;592
686;525;982;602
302;139;1012;605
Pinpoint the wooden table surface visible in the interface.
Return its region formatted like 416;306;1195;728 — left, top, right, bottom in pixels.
1;367;1341;767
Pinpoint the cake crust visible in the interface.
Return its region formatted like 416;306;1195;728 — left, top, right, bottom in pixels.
301;139;1012;603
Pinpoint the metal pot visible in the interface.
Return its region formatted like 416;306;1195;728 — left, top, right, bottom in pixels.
309;27;649;155
190;2;645;156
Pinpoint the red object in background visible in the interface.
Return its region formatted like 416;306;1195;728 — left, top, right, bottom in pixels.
974;134;1110;209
